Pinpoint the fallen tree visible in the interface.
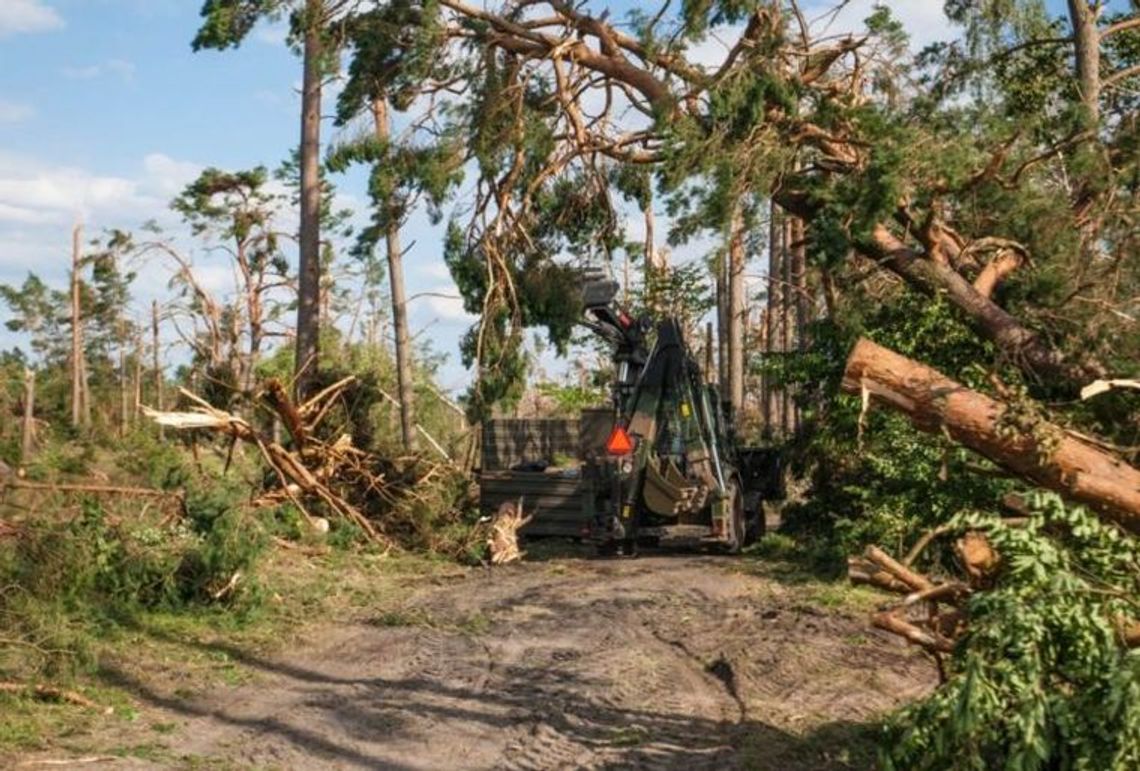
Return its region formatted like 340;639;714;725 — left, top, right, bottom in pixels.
841;338;1140;532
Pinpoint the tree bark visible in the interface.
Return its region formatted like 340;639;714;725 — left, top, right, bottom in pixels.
766;202;784;434
152;300;164;439
69;224;88;429
781;215;794;434
119;339;128;439
294;0;324;397
766;192;1100;387
1067;0;1101;124
791;216;808;348
715;249;727;387
857;223;1099;384
842;338;1140;532
372;96;418;452
727;204;746;416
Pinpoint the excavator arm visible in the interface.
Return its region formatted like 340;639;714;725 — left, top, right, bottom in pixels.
577;272;743;554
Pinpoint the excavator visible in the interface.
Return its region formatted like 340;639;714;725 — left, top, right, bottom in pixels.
578;271;782;556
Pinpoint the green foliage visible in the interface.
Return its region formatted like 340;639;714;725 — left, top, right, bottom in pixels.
192;0;284;51
0;435;272;684
778;293;1012;567
884;495;1140;771
535;381;607;416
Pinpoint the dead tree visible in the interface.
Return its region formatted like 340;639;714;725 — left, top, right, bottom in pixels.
372;97;418;452
70;224;89;428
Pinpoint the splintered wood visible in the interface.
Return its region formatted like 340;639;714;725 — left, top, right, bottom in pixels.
145;377;420;548
487;500;532;565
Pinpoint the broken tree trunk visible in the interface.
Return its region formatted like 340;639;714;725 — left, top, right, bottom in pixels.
842;338;1140;532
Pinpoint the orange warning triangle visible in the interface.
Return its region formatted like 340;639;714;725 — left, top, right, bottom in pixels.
605;425;635;456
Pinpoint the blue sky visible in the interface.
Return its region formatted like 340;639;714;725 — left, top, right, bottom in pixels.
0;0;1100;392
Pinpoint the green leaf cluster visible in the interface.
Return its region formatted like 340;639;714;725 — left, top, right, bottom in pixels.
884;495;1140;771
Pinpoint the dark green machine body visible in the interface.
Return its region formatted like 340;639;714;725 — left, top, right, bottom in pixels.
578;274;781;554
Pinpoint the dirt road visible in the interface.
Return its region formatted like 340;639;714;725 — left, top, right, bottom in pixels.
76;551;933;769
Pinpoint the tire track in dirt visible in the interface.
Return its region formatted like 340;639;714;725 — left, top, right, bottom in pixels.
80;552;936;769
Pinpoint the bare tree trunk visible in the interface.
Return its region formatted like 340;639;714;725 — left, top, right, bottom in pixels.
152;300;164;439
1067;0;1101;124
842;338;1140;532
766;202;784;435
294;0;324;397
781;215;793;435
133;332;142;428
790;215;807;432
372;96;418;452
119;342;128;439
704;322;715;384
759;307;770;432
70;224;83;428
21;368;35;461
728;204;746;417
715;252;727;387
791;216;808;347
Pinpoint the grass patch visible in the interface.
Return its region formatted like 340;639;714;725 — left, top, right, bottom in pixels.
0;542;450;758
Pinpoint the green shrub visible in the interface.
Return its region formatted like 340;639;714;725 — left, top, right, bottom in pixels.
0;478;268;681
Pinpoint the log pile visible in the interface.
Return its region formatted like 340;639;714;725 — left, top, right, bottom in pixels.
849;542;979;660
145;377;441;549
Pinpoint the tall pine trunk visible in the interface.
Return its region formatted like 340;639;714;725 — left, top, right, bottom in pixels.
294;0;323;397
1067;0;1101;124
766;203;784;434
727;203;746;417
372;97;417;452
152;300;164;439
716;252;727;388
781;216;793;434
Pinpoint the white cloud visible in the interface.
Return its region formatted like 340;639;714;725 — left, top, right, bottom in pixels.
0;100;34;124
0;0;62;38
62;58;135;82
0;202;55;225
142;153;202;197
804;0;949;51
415;262;453;281
253;20;290;46
417;290;475;323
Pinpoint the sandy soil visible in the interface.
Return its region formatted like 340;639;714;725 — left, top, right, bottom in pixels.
23;550;935;770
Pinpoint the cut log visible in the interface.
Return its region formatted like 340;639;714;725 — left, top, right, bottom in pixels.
842;338;1140;532
871;611;957;653
847;556;911;593
864;545;935;591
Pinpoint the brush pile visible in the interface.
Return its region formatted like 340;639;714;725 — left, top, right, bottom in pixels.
146;377;466;549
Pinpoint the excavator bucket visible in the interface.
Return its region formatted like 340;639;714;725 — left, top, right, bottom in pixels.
643;457;706;516
642;458;685;515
